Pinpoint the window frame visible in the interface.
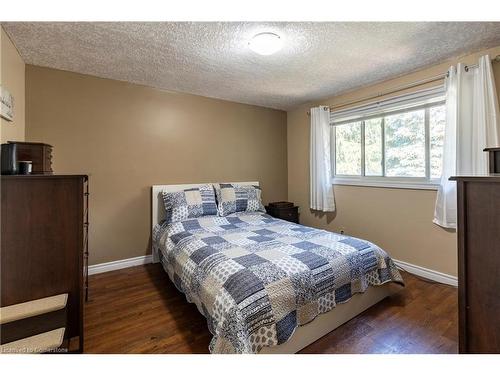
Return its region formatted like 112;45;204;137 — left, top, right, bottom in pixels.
331;101;445;190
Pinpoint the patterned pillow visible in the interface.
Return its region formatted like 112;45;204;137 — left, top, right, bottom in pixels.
214;183;265;216
162;184;217;224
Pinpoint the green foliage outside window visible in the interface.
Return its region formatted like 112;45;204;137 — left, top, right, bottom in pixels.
334;104;445;180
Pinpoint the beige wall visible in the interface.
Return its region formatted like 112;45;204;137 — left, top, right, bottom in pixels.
26;65;288;265
0;26;25;142
288;45;500;277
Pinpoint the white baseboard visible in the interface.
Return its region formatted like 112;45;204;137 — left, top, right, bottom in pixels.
393;259;458;287
88;255;152;275
88;254;457;287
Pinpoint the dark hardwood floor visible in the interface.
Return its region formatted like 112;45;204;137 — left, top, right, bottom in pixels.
84;264;458;354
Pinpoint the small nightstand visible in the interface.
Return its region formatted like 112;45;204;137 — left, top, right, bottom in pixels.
265;202;299;224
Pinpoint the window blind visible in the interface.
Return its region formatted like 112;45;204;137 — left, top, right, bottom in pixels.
330;86;445;126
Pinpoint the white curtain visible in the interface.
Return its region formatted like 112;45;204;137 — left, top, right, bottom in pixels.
434;55;500;228
310;106;335;212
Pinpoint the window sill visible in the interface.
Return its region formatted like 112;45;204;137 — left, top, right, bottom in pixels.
332;178;439;191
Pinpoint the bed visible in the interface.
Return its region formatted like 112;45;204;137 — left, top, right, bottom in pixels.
151;182;404;354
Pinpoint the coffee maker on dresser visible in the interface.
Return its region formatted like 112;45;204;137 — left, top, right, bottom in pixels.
1;141;53;175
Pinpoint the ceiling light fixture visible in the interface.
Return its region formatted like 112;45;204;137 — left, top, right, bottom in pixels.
248;32;283;56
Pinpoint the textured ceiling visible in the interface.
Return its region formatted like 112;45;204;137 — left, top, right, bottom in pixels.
3;22;500;110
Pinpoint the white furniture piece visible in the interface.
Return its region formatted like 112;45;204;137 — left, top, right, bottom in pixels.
151;182;399;353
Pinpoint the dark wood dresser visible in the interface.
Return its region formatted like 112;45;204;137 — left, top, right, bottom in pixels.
450;174;500;353
1;175;88;352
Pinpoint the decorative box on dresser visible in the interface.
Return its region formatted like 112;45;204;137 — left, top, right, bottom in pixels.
450;174;500;354
1;175;89;352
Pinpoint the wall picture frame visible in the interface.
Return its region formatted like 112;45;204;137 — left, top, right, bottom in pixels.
0;86;14;122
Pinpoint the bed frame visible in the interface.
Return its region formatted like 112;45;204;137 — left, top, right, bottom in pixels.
151;182;399;354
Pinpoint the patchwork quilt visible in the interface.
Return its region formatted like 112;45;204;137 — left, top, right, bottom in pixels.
153;212;404;354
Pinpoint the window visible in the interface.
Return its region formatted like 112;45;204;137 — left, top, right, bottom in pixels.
332;90;445;189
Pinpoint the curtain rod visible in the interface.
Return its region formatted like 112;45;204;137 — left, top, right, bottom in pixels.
306;54;500;115
466;54;500;71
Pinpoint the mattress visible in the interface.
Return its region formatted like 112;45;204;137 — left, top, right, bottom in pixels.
153;211;403;353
